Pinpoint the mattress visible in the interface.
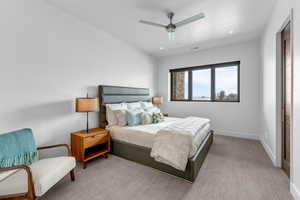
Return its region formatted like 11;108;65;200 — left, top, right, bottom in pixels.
108;117;211;157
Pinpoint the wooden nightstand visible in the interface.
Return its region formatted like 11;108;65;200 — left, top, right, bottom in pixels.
71;128;110;169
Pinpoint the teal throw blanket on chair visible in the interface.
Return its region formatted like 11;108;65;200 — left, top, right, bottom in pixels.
0;128;38;168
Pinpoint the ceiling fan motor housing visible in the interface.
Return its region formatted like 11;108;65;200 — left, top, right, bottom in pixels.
166;24;176;32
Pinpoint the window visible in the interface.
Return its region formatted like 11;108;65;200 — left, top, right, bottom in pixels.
192;69;211;100
215;66;239;101
171;70;189;100
170;61;240;102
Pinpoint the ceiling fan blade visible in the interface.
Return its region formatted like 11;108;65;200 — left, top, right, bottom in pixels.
139;20;166;28
175;13;205;27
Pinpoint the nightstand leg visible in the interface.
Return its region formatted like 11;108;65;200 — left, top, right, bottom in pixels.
83;162;87;169
70;169;75;181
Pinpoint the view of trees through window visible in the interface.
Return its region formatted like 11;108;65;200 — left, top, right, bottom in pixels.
171;71;189;100
170;61;239;102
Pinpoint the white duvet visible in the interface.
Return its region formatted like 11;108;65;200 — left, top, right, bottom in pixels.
150;117;210;171
108;117;210;158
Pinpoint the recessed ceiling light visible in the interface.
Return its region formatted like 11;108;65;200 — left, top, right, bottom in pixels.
159;47;164;50
192;46;200;51
229;30;234;34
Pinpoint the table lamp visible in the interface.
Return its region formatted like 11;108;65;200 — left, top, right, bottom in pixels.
152;97;163;106
76;94;99;133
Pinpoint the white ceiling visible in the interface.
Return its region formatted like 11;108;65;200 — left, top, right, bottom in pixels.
46;0;276;57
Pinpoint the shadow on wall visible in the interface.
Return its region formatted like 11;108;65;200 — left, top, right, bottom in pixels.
261;111;272;144
12;100;74;123
87;85;99;97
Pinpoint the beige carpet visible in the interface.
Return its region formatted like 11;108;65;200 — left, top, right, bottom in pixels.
40;136;294;200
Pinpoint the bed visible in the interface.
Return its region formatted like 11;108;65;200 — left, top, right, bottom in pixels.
98;85;213;182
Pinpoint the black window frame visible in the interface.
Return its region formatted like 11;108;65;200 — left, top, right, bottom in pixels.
170;61;240;103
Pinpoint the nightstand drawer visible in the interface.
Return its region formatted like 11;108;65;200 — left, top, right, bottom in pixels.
84;134;107;148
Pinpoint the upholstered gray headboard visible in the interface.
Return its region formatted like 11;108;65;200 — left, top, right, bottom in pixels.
98;85;150;128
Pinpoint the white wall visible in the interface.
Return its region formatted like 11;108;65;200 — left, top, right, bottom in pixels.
261;0;300;199
157;39;262;140
0;1;157;147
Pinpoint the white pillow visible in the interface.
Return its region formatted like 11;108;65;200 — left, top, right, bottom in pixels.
141;112;153;125
127;102;142;110
144;107;161;114
106;103;127;127
141;101;154;109
114;110;127;126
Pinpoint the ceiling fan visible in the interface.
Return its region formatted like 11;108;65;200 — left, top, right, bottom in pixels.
139;12;205;40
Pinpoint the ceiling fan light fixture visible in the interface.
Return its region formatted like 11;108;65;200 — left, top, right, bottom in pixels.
168;31;175;41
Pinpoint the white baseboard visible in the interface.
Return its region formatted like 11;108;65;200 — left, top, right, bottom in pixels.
214;130;279;167
260;137;277;166
291;182;300;200
214;129;259;140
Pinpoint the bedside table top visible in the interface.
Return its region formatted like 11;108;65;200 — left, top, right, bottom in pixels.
71;128;108;138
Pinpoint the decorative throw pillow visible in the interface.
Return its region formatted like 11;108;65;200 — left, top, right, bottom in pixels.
114;110;127;126
126;109;143;126
141;101;154;109
141;112;153;125
106;103;127;127
152;112;164;124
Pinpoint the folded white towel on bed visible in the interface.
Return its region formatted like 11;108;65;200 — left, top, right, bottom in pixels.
150;117;210;171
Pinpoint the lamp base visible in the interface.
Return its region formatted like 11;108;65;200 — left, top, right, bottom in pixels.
81;129;90;134
86;111;89;134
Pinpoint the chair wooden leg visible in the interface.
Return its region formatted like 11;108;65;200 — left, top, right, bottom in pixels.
27;194;38;200
70;169;75;181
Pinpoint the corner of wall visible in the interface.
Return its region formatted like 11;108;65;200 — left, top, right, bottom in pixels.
260;135;277;166
152;56;160;96
291;182;300;200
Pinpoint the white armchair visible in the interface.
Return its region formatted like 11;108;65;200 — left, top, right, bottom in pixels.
0;144;76;200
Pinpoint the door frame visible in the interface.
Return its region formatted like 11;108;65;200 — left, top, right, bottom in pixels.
275;9;294;180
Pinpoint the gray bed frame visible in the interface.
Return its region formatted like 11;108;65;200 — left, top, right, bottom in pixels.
98;85;213;182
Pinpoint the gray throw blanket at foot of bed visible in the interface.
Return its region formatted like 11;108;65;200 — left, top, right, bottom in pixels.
150;117;210;171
